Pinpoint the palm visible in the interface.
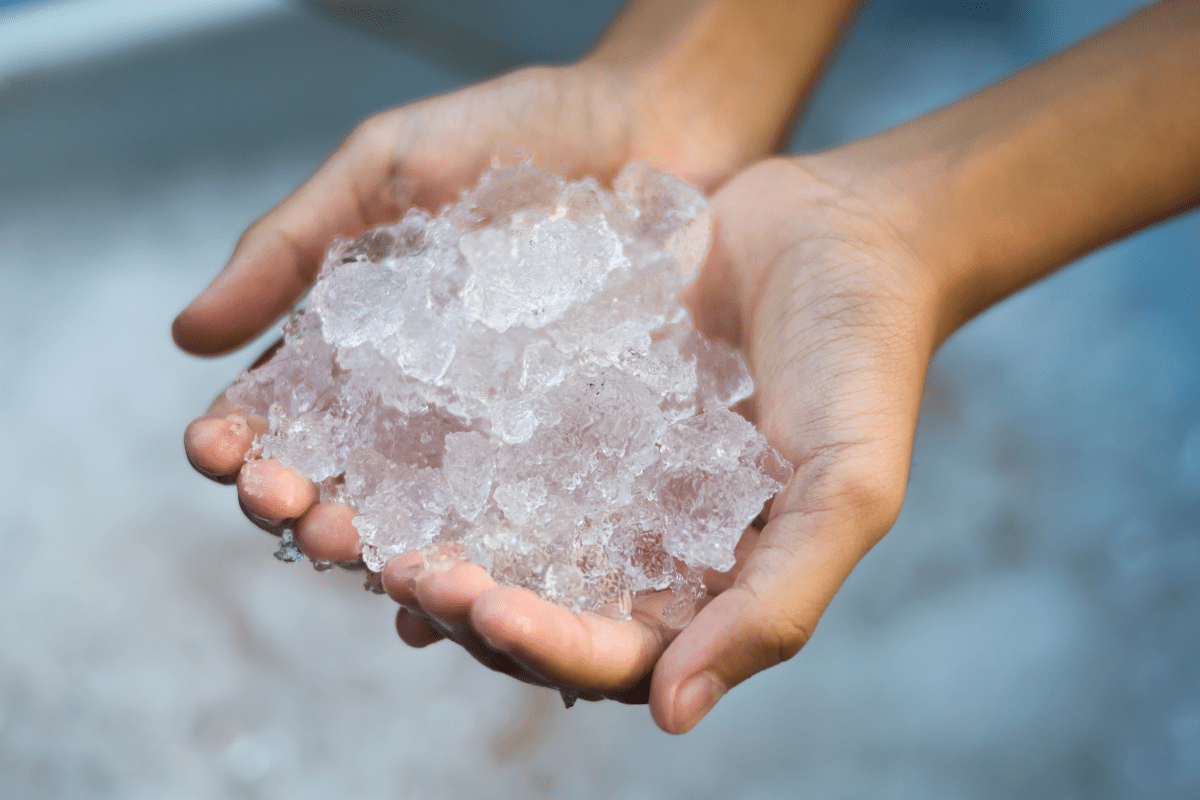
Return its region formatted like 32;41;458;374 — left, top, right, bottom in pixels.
643;160;934;727
377;159;935;710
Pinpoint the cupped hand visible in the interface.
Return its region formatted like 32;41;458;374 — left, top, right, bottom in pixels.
645;155;942;731
183;0;1200;734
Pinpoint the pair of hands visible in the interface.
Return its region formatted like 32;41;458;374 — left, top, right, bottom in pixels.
177;64;939;733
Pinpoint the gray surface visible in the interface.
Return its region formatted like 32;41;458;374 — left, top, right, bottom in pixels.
1;1;1197;798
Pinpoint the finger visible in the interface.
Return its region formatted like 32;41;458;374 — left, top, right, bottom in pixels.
236;458;319;523
184;415;253;482
409;562;557;686
294;502;361;562
381;551;427;607
173;113;412;356
648;506;870;734
395;607;445;648
470;586;675;694
183;394;267;482
414;561;498;631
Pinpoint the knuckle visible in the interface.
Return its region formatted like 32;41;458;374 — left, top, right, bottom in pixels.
505;64;554;85
350;111;397;149
754;613;811;666
234;217;266;251
812;457;907;543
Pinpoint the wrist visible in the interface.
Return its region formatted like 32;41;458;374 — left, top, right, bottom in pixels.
581;0;860;191
794;143;976;348
808;1;1200;344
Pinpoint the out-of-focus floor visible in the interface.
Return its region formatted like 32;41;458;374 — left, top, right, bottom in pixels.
0;1;1197;798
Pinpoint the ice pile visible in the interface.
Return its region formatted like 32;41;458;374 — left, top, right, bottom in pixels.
227;163;792;618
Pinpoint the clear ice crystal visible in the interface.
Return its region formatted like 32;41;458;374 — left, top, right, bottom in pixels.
227;163;792;619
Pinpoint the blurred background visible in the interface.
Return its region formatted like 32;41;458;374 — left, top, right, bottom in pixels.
1;0;1197;797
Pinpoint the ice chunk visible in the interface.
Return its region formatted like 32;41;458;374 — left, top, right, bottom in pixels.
227;163;792;618
442;431;496;522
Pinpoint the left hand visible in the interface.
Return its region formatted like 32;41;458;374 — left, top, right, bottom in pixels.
295;154;945;728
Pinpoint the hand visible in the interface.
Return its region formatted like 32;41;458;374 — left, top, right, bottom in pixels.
646;155;939;730
183;142;938;720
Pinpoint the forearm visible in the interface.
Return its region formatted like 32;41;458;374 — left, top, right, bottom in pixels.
588;0;861;184
819;0;1200;341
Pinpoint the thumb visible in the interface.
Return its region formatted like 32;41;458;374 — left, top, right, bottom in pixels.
648;497;882;734
172;112;416;356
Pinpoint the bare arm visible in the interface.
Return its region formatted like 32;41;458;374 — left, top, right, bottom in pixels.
591;0;861;187
815;0;1200;341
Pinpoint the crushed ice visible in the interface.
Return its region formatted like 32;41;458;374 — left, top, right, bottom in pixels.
227;163;792;618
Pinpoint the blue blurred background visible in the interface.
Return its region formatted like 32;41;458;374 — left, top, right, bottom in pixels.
1;1;1197;797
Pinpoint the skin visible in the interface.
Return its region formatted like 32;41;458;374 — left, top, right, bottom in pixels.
178;1;1200;734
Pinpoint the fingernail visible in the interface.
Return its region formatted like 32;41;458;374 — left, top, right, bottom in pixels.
480;632;507;653
178;290;209;320
674;673;725;733
237;497;287;535
185;451;238;485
